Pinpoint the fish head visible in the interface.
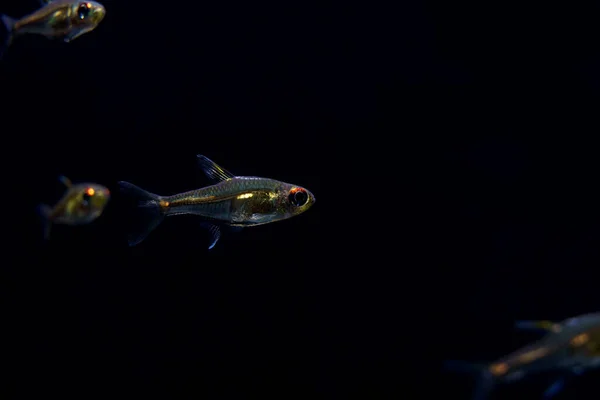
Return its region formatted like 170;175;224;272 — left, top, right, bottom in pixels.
75;184;111;221
71;1;106;28
278;183;316;219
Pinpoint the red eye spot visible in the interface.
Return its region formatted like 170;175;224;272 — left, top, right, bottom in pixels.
86;187;95;196
289;187;304;195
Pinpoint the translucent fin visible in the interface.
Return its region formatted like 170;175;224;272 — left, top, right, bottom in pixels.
58;175;72;188
200;222;221;249
117;181;164;246
36;204;52;240
0;15;16;60
515;320;560;333
63;28;85;43
444;361;495;400
543;378;565;399
196;154;235;182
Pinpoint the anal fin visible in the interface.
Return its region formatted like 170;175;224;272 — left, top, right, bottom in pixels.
201;222;221;250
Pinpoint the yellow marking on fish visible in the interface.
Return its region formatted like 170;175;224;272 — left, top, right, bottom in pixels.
517;347;549;363
159;200;170;208
237;193;253;199
489;363;508;376
571;333;590;347
170;194;238;207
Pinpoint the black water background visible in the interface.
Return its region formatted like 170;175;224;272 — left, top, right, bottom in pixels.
2;1;600;398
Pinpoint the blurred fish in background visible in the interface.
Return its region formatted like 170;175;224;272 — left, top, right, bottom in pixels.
445;313;600;399
0;0;106;59
36;175;111;240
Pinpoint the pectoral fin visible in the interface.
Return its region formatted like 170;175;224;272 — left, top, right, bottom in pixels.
63;29;85;43
514;320;560;333
197;154;235;182
201;222;221;250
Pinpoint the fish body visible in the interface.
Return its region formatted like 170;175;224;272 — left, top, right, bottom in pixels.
446;313;600;399
1;1;106;58
162;177;309;225
37;176;111;239
118;154;316;248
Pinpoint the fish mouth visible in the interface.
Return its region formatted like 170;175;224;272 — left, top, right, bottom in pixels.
306;190;316;206
90;4;106;24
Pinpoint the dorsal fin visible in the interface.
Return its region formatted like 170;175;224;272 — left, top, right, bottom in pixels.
196;154;235;182
58;175;72;188
39;0;52;5
515;320;561;333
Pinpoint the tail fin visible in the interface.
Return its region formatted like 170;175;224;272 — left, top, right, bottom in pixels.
117;181;165;246
444;360;495;400
0;15;16;59
36;204;53;240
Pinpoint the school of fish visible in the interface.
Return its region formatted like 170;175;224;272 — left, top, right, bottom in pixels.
5;2;597;399
36;155;316;249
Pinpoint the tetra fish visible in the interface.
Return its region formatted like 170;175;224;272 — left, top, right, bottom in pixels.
0;0;106;58
36;176;111;240
445;312;600;399
118;154;316;249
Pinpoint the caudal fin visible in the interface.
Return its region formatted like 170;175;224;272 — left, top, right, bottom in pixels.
117;181;165;246
36;204;52;240
0;15;16;59
444;360;495;400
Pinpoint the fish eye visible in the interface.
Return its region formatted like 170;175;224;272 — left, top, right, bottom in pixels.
289;188;308;207
78;3;91;19
82;187;95;205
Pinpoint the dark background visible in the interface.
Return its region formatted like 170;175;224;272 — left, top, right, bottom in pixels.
2;0;600;398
